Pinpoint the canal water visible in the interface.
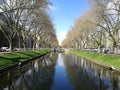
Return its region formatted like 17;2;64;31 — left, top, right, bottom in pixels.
0;52;120;90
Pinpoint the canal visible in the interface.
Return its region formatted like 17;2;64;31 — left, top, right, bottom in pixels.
0;52;120;90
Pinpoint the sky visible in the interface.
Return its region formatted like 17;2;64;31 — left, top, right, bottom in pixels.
49;0;90;45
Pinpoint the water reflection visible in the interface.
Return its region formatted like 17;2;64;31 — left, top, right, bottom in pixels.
0;53;57;90
64;54;120;90
52;53;73;90
0;53;120;90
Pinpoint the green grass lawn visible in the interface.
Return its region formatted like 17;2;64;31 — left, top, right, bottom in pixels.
69;50;120;69
0;49;51;70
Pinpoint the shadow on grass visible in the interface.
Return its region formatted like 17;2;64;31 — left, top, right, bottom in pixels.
1;52;34;59
0;56;28;62
0;57;19;69
18;51;46;58
22;52;40;57
0;50;49;69
0;51;46;62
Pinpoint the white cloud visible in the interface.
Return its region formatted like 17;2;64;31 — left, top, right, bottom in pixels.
57;31;67;45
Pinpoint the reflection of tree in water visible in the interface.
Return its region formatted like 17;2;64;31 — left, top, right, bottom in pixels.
63;54;120;90
0;53;58;90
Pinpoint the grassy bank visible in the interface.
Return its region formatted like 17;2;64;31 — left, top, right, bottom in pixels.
69;50;120;70
0;49;51;70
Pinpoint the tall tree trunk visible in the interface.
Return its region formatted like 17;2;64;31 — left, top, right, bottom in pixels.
22;35;26;51
32;42;36;50
98;45;101;53
8;37;13;52
113;42;117;55
23;41;26;51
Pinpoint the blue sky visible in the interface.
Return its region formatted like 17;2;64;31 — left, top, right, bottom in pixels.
49;0;90;45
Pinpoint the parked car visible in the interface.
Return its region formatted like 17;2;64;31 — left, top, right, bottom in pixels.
104;49;113;54
13;48;20;51
117;49;120;54
84;48;90;52
0;47;10;52
91;48;98;52
0;48;5;52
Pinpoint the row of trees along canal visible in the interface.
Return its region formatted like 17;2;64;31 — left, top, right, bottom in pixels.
0;0;58;52
62;0;120;55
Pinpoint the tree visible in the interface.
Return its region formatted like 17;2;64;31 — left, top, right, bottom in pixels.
0;0;52;51
0;0;34;51
89;0;120;55
62;11;97;50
